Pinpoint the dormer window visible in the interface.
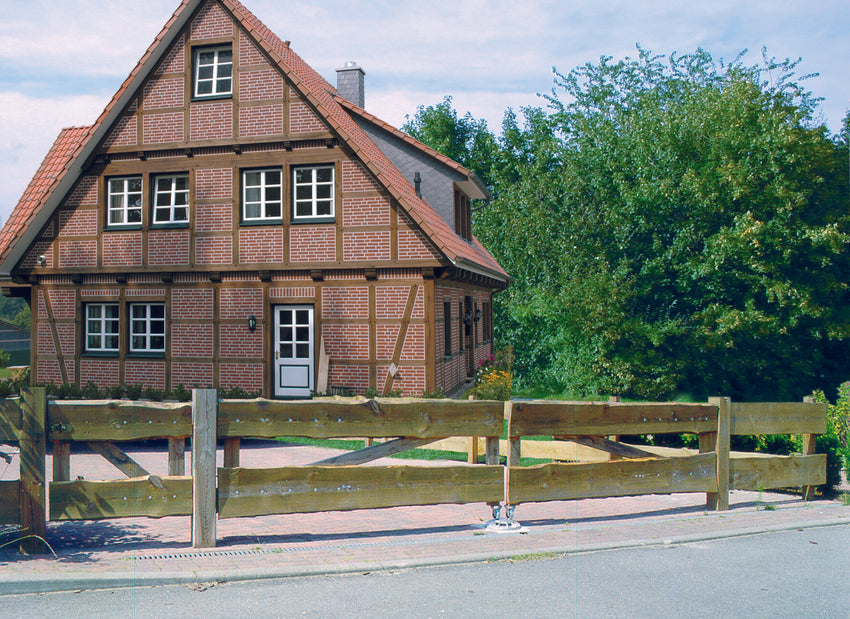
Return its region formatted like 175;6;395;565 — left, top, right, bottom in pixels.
454;188;472;241
193;45;232;99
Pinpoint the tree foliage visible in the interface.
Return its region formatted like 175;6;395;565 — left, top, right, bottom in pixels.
407;47;850;401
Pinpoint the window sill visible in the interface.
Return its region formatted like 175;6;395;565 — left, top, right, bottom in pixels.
150;222;190;230
291;216;336;225
82;351;119;358
104;224;143;232
126;352;166;359
240;218;283;227
191;94;232;103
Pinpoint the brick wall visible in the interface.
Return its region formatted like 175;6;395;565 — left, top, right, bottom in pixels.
220;287;263;319
103;233;143;267
239;227;284;263
103;115;137;148
239;69;283;101
171;362;214;388
143;76;184;110
342;196;391;226
57;209;97;238
290;226;336;262
342;160;382;192
195;236;232;264
171;324;214;357
196;168;232;200
220;363;263;392
155;34;185;75
239;104;284;137
125;360;165;389
190;101;233;141
342;231;390;261
65;176;98;207
172;288;214;319
80;359;120;387
328;364;369;392
190;1;232;39
289;100;326;133
322;286;368;319
323;324;369;360
398;229;442;261
196;203;233;232
220;324;263;358
143;112;184;144
239;31;266;66
149;230;190;265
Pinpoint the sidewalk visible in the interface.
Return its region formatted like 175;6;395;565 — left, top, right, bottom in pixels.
1;441;848;595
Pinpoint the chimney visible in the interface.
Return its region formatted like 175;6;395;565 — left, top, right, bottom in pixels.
336;61;365;108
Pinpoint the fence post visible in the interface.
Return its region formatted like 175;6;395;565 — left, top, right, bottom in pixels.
706;397;730;511
801;396;817;501
19;387;47;554
192;389;218;548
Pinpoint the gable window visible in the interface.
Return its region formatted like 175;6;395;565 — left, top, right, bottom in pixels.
292;164;335;222
85;304;119;353
193;46;232;99
242;168;282;222
152;174;189;225
107;176;143;227
130;303;165;354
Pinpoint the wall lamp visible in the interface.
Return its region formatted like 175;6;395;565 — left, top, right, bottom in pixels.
474;308;482;322
248;315;257;332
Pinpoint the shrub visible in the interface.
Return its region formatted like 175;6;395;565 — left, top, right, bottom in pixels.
123;384;143;400
80;381;102;399
810;386;848;494
171;383;192;402
468;346;513;401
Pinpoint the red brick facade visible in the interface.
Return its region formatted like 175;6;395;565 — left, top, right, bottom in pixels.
9;0;504;398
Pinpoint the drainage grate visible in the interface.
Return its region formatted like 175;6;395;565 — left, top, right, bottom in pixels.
134;533;480;561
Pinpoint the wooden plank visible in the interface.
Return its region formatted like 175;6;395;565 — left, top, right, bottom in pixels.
87;442;149;478
729;402;827;436
730;454;826;490
46;400;192;442
485;437;500;465
217;398;504;439
507;454;718;504
312;437;439;466
49;476;192;520
708;397;731;511
0;480;21;524
19;388;46;554
224;437;240;468
508;401;717;437
0;398;21;442
217;465;504;519
800;433;818;500
192;389;218;548
168;438;185;476
53;441;71;482
556;436;658;459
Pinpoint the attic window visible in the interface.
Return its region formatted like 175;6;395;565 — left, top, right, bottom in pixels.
193;45;232;99
454;189;472;241
292;164;335;222
107;176;143;227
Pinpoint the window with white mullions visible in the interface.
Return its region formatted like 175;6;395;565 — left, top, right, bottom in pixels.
194;46;232;98
85;303;119;353
107;176;142;226
130;303;165;354
292;165;335;220
242;168;282;222
153;174;189;224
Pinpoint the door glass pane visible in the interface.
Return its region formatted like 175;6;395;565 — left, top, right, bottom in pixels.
296;310;309;325
282;327;292;342
281;344;293;358
295;343;309;358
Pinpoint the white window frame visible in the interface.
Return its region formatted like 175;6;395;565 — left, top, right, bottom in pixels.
85;303;119;353
193;46;233;99
129;303;166;354
152;174;190;225
292;164;335;221
242;168;283;222
107;176;143;227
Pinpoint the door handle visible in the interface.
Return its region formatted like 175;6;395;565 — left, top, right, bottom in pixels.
275;350;279;360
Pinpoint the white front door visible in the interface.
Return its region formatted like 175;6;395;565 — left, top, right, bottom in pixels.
274;305;314;398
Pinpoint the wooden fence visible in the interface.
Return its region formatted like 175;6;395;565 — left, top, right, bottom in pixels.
0;388;826;552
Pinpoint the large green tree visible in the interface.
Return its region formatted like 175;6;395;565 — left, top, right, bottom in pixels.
409;48;850;401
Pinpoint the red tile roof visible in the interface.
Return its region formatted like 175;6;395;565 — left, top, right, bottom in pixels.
0;125;92;264
0;0;507;282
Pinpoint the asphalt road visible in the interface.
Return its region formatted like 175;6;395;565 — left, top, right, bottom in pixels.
5;523;849;618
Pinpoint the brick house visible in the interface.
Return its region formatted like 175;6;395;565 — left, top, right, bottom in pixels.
0;0;508;398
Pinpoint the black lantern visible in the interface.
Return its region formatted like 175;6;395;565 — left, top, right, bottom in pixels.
248;315;257;331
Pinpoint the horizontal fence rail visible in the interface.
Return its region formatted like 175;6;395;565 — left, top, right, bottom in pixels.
0;388;829;551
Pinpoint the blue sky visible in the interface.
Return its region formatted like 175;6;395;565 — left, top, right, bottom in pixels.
1;0;848;223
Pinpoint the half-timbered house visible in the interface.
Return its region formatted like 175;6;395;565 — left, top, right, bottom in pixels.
0;0;508;398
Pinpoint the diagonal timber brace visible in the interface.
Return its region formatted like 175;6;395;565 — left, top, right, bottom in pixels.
312;437;443;466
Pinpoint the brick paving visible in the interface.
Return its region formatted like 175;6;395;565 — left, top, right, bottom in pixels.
1;440;848;594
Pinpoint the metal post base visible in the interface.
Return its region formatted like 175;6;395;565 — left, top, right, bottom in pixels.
485;505;525;533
